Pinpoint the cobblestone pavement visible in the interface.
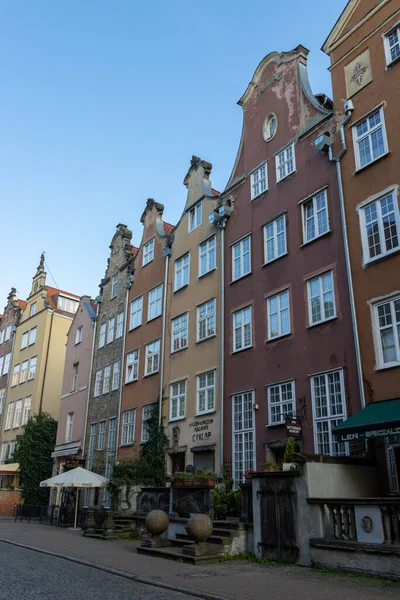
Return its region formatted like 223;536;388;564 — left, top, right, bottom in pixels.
0;542;195;600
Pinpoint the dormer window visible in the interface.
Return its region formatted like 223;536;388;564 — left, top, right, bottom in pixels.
58;296;78;314
143;239;155;266
189;203;202;233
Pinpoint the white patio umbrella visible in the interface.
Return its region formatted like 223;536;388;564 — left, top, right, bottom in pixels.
40;467;108;529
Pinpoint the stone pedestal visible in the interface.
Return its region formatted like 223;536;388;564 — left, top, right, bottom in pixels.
182;542;221;557
103;510;118;539
84;509;96;535
141;509;171;549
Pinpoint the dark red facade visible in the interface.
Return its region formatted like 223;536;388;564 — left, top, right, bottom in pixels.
222;46;361;483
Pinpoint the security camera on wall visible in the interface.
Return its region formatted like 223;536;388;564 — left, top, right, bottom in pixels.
314;133;334;153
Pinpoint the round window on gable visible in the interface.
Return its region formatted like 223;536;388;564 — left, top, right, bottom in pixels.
263;113;278;142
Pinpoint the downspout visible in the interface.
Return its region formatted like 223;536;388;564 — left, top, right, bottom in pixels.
115;284;130;459
39;310;55;414
81;310;98;456
159;251;170;425
328;105;365;409
219;226;225;474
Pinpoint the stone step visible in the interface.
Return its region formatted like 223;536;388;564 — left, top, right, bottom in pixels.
175;532;231;546
168;537;194;548
212;520;243;530
136;545;223;565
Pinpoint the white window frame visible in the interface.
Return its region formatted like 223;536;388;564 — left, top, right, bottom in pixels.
250;161;268;200
232;306;253;352
11;364;20;387
275;142;296;182
359;188;400;265
174;254;190;291
20;360;28;384
111;273;118;299
66;412;74;443
28;326;37;346
94;369;102;397
116;311;124;339
0;330;4;345
126;348;140;383
99;322;106;348
28;356;37;380
0;442;8;462
196;370;216;415
263;214;287;263
98;420;106;450
232;235;251;282
13;400;22;429
307;270;336;326
143;238;155;266
22;396;31;426
188;202;202;232
302;189;330;244
383;23;400;67
311;369;348;457
130;296;143;330
121;409;136;445
352;106;389;171
103;365;111;394
373;294;400;368
4;326;11;342
30;303;36;317
197;298;216;342
75;326;83;345
71;363;79;392
171;313;188;353
107;317;115;344
199;235;216;277
169;380;186;421
3;352;11;376
21;331;29;349
267;380;295;425
266;289;291;340
232;391;256;486
148;284;163;321
141;404;154;443
112;360;121;391
5;402;14;430
0;389;5;417
145;339;160;376
0;356;3;376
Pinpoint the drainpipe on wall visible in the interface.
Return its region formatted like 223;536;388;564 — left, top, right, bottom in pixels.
39;310;55;414
326;101;366;409
115;282;132;459
81;309;98;457
159;251;170;426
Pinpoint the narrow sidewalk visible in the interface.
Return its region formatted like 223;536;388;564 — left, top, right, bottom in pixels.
0;519;397;600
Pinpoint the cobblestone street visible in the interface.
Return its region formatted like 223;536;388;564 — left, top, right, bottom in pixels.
0;542;194;600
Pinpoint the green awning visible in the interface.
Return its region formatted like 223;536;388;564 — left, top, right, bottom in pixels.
333;398;400;442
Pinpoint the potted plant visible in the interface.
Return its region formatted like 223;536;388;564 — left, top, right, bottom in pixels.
193;469;215;485
260;461;273;472
173;472;193;486
283;437;298;471
244;469;255;480
272;463;283;472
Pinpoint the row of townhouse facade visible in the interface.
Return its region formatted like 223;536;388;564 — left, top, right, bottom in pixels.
0;0;398;506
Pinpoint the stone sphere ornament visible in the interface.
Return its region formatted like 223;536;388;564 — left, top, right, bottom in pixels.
145;510;169;536
186;514;213;543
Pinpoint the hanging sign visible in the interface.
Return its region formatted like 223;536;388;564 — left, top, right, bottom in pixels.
64;458;85;472
286;417;302;438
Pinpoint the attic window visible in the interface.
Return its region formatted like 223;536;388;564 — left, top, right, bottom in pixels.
58;296;79;314
263;113;278;142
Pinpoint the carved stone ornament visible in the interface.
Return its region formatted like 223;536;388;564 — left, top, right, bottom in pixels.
345;49;373;98
361;516;373;533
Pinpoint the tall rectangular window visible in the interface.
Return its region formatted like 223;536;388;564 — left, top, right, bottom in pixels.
94;369;102;397
5;402;14;430
276;143;296;182
121;409;136;445
302;190;329;243
199;236;216;276
98;421;106;450
143;239;154;266
22;396;31;425
71;363;79;392
111;273;118;299
0;330;4;345
28;356;37;380
20;360;28;384
232;236;251;281
267;381;295;425
3;352;11;376
373;295;400;367
112;360;121;391
307;271;336;326
267;289;290;340
130;296;143;329
189;202;202;232
107;418;117;453
175;254;190;291
250;162;268;200
233;306;252;352
359;190;400;264
170;380;186;421
99;322;106;348
28;327;37;346
352;107;388;170
126;349;139;382
197;298;216;342
87;423;97;470
233;392;255;485
103;365;111;394
0;389;5;416
148;284;162;320
384;25;400;66
141;404;154;443
9;441;16;460
311;369;347;456
21;332;29;349
5;326;12;341
11;364;20;387
66;412;74;443
107;317;115;344
171;313;188;353
264;215;286;263
0;356;3;376
145;340;160;375
75;326;83;345
197;370;216;415
13;400;22;428
30;303;36;317
0;442;8;462
116;311;124;338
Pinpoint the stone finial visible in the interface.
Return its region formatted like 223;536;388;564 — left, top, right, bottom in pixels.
37;252;45;271
140;198;165;224
183;156;212;188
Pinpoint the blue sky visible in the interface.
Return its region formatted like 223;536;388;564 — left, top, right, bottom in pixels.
0;0;348;306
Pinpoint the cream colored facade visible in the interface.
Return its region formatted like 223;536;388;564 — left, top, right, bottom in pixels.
0;256;78;461
162;157;224;476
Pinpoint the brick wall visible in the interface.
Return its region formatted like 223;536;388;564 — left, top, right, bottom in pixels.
0;490;22;516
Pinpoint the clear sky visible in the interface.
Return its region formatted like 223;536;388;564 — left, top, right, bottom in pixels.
0;0;348;306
